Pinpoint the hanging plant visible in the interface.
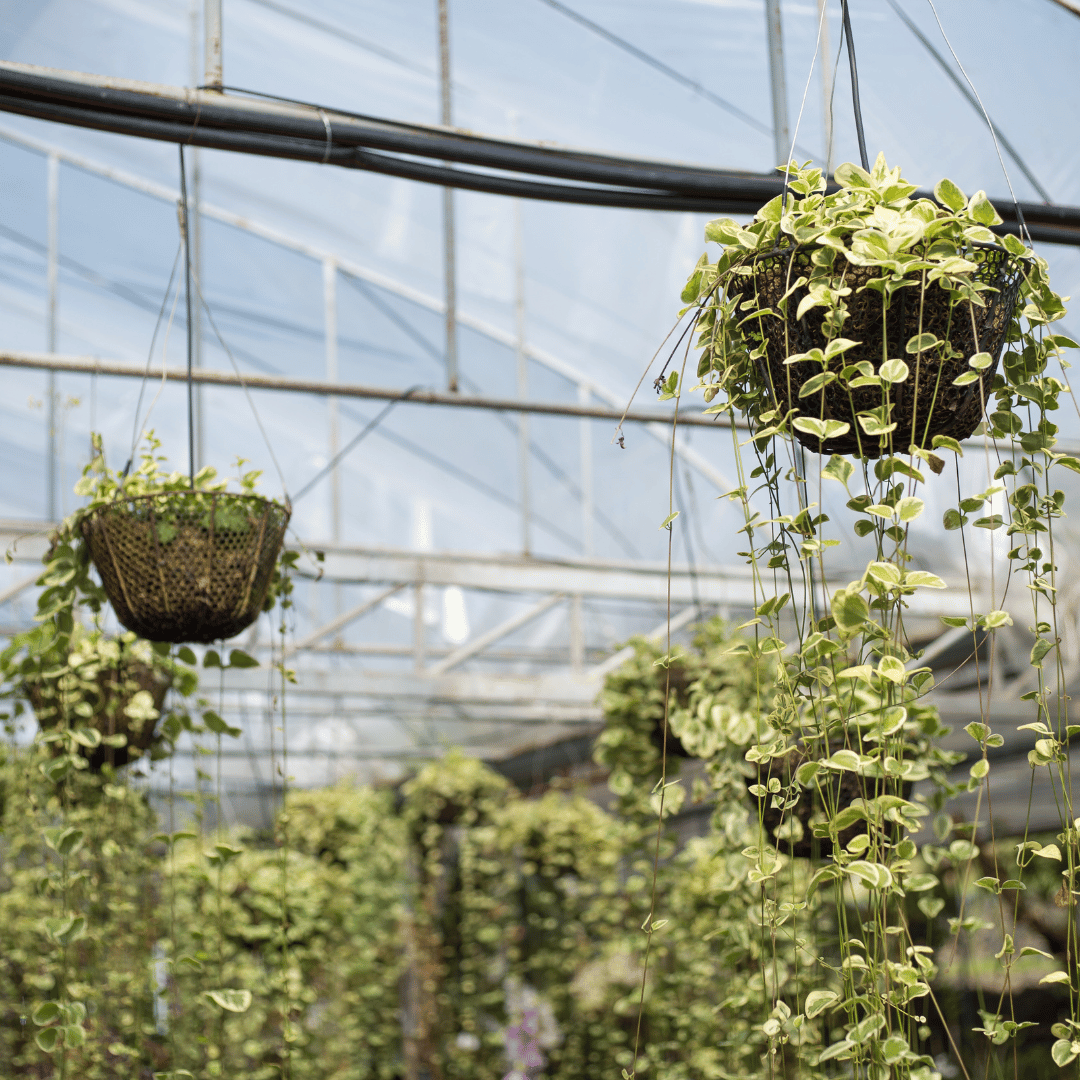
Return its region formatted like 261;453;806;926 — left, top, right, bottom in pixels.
682;155;1062;458
40;432;292;646
7;623;198;771
595;618;773;817
660;153;1079;1078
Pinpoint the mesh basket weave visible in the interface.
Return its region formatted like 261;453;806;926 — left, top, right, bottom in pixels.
730;242;1025;457
82;492;290;644
28;660;170;771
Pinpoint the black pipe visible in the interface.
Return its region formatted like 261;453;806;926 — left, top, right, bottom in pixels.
1;64;1080;246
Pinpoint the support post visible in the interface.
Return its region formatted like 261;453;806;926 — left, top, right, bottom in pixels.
323;258;340;544
413;582;426;672
514;195;530;556
189;0;204;468
817;0;834;174
764;0;790;168
437;0;458;392
569;593;584;672
45;152;59;521
323;257;342;620
204;0;223;90
578;384;593;556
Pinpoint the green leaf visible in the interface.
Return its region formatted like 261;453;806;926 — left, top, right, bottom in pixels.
983;610;1012;628
659;511;679;531
804;989;838;1018
904;570;946;589
177;646;198;665
846;861;893;889
203;649;222;669
35;1027;60;1053
1040;971;1072;986
943;508;966;530
798;371;838;397
867;561;902;586
202;711;242;738
969;351;993;370
63;1024;86;1049
934;177;967;211
878;358;910;383
1031;638;1054;668
931;434;963;456
968;189;1002;226
227;649;259;669
1052;1039;1080;1067
56;827;85;857
32;1002;60;1026
822;455;854;487
953;371;979;386
906;333;942;354
205;988;253;1013
896;496;924;522
905;873;938;892
878;655;907;684
831;588;869;632
1053;455;1080;475
918;896;945;919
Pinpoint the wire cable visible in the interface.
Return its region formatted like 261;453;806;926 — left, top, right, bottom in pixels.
884;0;1052;203
192;275;291;502
178;145;196;486
922;0;1030;240
291;388;422;504
533;0;820;162
839;0;869;171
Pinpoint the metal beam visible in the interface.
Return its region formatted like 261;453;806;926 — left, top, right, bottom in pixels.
0;521;994;617
0;351;728;429
428;593;564;675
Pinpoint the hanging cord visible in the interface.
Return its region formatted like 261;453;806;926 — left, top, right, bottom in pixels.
922;0;1031;242
290;386;423;505
122;244;182;477
192;273;291;503
839;0;869;171
178;145;196;488
781;0;831;203
885;0;1051;203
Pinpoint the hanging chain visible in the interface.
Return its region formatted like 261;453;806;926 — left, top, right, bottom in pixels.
839;0;870;171
177;144;196;489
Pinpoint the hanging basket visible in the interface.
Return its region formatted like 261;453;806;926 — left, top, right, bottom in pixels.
732;242;1026;457
81;491;290;644
748;744;913;858
27;659;171;771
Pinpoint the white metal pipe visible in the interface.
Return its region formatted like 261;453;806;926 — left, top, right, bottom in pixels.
437;0;458;392
764;0;790;167
45;152;59;522
322;258;340;543
817;0;834;175
204;0;223;90
514;195;531;556
578;384;594;556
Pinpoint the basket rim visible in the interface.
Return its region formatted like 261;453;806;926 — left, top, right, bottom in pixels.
87;490;291;520
735;236;1032;273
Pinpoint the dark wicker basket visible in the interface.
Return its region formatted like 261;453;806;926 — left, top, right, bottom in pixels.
82;492;290;644
28;660;170;771
730;242;1026;457
748;744;912;858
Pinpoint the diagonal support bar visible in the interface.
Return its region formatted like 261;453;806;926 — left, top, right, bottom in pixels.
429;593;565;676
284;583;406;657
589;604;702;680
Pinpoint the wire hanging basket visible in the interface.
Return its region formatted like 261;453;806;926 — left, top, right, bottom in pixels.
81;491;290;644
732;241;1026;457
27;658;171;771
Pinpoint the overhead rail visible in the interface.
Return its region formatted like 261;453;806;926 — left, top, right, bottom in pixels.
0;351;731;429
2;62;1080;245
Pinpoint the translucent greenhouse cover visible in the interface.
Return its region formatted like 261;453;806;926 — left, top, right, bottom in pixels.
0;0;1079;806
